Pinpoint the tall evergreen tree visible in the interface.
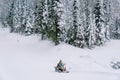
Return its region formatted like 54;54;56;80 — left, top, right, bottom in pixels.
12;0;34;35
67;0;78;46
46;0;62;45
66;0;85;48
24;3;35;35
84;0;94;48
112;17;120;39
6;0;15;32
34;0;47;39
93;0;106;46
20;0;28;34
103;0;110;40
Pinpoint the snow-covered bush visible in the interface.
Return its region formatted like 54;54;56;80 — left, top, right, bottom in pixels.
111;60;120;69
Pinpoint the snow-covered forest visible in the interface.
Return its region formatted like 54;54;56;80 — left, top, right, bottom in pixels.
0;0;120;48
0;0;120;80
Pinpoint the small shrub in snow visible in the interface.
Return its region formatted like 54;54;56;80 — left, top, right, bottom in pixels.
111;60;120;69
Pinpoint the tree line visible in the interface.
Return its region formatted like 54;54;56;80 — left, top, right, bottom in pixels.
0;0;120;48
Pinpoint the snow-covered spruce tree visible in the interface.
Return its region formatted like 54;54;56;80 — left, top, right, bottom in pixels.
66;0;83;48
12;0;20;33
24;3;35;35
34;0;47;39
75;25;85;48
103;0;110;41
56;1;66;42
66;0;78;46
0;0;11;27
63;0;73;43
12;0;26;33
112;17;120;39
5;0;15;32
19;0;29;34
93;0;106;46
46;0;63;45
109;0;120;39
83;0;95;48
74;0;85;48
10;0;34;35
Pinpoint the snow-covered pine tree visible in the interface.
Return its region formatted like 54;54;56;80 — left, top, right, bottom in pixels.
6;0;15;32
93;0;106;46
83;0;94;48
19;0;30;34
103;0;110;41
34;0;47;39
74;0;85;48
75;25;85;48
0;0;11;27
66;0;85;48
13;0;22;33
46;0;62;45
112;17;120;39
63;0;73;43
56;0;66;42
66;0;78;46
109;0;120;39
9;0;34;35
24;1;35;35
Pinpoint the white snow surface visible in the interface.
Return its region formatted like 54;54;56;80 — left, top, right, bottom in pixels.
0;23;120;80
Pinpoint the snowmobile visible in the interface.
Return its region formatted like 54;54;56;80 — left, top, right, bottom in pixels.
54;60;69;73
54;66;69;73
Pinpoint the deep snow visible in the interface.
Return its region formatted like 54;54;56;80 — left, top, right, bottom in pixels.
0;23;120;80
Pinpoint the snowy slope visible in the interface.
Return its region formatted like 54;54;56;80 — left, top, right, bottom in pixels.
0;22;120;80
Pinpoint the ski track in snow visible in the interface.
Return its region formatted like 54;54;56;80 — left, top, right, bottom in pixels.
0;23;120;80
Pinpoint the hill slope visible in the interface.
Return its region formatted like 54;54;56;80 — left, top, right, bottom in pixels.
0;23;120;80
